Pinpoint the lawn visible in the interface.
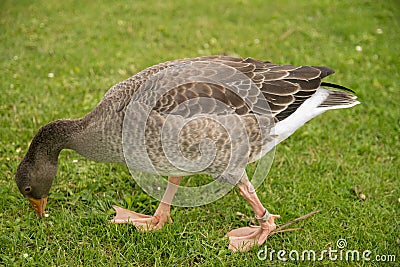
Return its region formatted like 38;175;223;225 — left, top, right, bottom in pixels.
1;0;399;266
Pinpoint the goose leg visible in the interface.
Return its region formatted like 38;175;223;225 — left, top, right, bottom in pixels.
227;174;280;252
111;176;182;231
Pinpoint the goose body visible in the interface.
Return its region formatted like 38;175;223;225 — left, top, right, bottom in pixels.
15;55;359;252
58;56;358;175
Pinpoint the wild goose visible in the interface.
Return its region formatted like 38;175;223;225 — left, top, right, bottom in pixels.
15;55;359;252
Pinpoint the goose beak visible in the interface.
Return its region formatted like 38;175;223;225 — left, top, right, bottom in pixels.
28;197;48;218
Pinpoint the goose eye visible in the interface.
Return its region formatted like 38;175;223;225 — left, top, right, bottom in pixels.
24;186;32;193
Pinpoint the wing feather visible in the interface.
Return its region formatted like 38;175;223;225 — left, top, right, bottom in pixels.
112;56;340;121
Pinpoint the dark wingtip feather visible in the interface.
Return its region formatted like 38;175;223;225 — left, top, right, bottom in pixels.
320;82;356;94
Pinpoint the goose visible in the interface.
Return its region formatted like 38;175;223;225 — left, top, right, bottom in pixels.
15;55;359;252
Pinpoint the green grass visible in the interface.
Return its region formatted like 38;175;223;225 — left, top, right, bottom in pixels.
1;0;399;266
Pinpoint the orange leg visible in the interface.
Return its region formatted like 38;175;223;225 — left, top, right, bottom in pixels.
227;174;280;252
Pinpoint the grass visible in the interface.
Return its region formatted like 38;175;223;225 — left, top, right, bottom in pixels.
1;0;399;266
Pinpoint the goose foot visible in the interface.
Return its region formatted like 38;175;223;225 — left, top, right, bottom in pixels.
111;205;172;231
110;176;182;231
226;214;280;252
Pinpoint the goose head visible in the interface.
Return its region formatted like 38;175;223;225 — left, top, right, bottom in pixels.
15;155;58;217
